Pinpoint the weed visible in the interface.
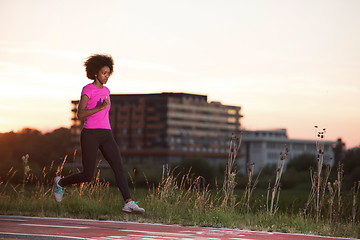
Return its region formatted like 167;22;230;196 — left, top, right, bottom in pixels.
303;126;334;222
222;133;242;208
352;181;360;225
267;145;288;216
0;167;17;197
336;162;344;220
327;180;338;224
240;162;259;214
21;154;30;196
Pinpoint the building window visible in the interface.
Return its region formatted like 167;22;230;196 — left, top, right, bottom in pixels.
227;109;237;115
267;142;285;149
227;117;236;123
252;142;262;149
293;143;304;151
267;142;276;149
268;152;280;160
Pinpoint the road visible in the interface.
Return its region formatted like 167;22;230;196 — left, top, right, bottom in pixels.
0;215;355;240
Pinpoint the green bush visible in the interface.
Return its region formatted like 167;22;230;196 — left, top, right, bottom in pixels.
281;168;311;189
286;153;317;172
342;148;360;189
172;156;216;188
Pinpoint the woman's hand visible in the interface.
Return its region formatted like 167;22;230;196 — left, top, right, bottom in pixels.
77;95;110;120
101;96;110;110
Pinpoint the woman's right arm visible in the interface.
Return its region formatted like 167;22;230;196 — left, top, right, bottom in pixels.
77;95;110;120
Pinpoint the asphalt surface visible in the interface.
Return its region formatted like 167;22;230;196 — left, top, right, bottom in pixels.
0;215;356;240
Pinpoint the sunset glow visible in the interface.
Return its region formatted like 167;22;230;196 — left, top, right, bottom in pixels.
0;0;359;148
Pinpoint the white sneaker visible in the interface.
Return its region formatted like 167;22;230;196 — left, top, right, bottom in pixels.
122;201;145;214
53;176;64;202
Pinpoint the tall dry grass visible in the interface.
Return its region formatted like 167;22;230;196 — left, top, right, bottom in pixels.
222;133;242;208
352;181;360;225
239;162;257;213
267;145;288;216
147;164;214;213
147;132;245;212
301;126;358;225
0;153;110;202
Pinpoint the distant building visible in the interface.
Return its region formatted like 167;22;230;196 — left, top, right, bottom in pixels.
239;129;335;174
70;92;243;166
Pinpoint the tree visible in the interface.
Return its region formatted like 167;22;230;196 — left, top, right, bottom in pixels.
0;127;71;184
342;147;360;189
333;138;346;167
173;156;215;188
286;153;317;172
280;153;318;189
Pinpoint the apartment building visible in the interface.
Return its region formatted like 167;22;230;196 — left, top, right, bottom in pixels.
239;129;336;174
70;92;243;166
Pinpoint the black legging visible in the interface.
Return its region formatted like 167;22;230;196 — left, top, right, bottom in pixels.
60;128;131;202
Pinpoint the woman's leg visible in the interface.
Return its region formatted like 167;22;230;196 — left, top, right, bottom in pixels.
59;129;99;186
99;131;131;202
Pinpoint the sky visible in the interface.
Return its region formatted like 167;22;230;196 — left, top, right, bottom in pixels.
0;0;359;149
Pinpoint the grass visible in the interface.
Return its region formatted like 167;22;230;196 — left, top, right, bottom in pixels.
0;186;359;238
0;130;359;238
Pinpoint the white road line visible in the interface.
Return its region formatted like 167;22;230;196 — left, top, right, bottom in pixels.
119;229;193;237
0;232;88;239
92;237;125;240
21;223;89;229
229;238;254;240
129;235;179;239
0;218;27;222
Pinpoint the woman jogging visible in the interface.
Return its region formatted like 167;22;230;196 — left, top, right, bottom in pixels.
53;54;145;214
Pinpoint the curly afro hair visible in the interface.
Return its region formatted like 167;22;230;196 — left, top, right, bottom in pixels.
84;54;114;80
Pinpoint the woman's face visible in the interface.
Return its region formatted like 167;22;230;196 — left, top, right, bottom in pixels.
96;66;111;85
